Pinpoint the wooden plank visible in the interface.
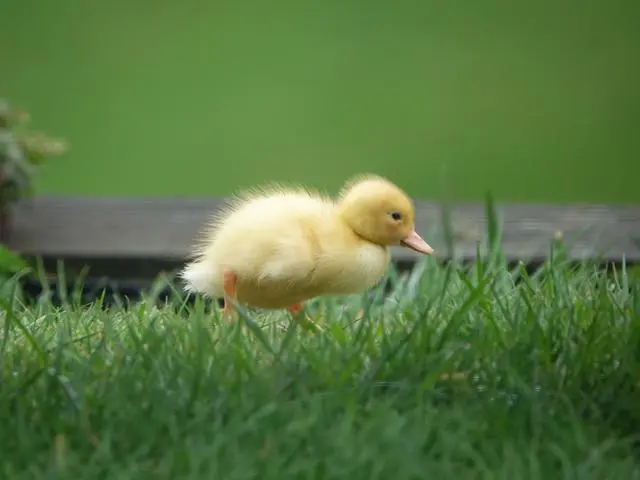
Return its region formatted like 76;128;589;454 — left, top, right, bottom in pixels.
4;197;640;271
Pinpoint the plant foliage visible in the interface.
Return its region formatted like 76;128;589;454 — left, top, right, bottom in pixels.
0;99;67;215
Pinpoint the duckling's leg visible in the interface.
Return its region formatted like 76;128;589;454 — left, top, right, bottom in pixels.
286;302;322;331
222;269;238;317
286;303;303;315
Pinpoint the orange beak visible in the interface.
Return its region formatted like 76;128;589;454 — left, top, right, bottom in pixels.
400;230;434;255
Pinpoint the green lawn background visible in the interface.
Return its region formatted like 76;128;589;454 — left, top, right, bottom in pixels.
1;0;639;202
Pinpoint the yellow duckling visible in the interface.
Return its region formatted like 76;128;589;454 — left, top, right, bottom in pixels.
180;174;433;316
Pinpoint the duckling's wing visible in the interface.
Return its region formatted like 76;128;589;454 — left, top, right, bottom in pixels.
252;234;318;286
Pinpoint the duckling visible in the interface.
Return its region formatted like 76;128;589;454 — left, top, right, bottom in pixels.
180;174;433;317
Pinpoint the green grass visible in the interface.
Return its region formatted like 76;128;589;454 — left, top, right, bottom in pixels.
1;248;639;478
1;0;639;202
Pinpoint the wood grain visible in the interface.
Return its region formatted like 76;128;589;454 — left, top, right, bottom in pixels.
5;197;640;274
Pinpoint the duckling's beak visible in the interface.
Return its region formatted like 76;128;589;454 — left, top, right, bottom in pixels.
401;230;434;255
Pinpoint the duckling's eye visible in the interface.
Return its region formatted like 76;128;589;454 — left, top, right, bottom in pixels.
390;211;402;221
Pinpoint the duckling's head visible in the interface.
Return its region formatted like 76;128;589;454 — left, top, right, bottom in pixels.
337;174;434;254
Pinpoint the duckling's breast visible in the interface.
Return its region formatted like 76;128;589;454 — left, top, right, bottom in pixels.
315;242;391;296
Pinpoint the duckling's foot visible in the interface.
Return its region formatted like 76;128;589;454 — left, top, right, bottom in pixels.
221;299;235;318
222;269;238;319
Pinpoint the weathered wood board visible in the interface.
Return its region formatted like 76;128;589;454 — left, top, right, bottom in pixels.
4;196;640;280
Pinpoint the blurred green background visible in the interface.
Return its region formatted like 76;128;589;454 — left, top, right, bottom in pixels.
1;0;639;202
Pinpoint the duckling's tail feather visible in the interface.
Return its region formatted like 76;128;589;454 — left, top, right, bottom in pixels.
179;260;217;296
